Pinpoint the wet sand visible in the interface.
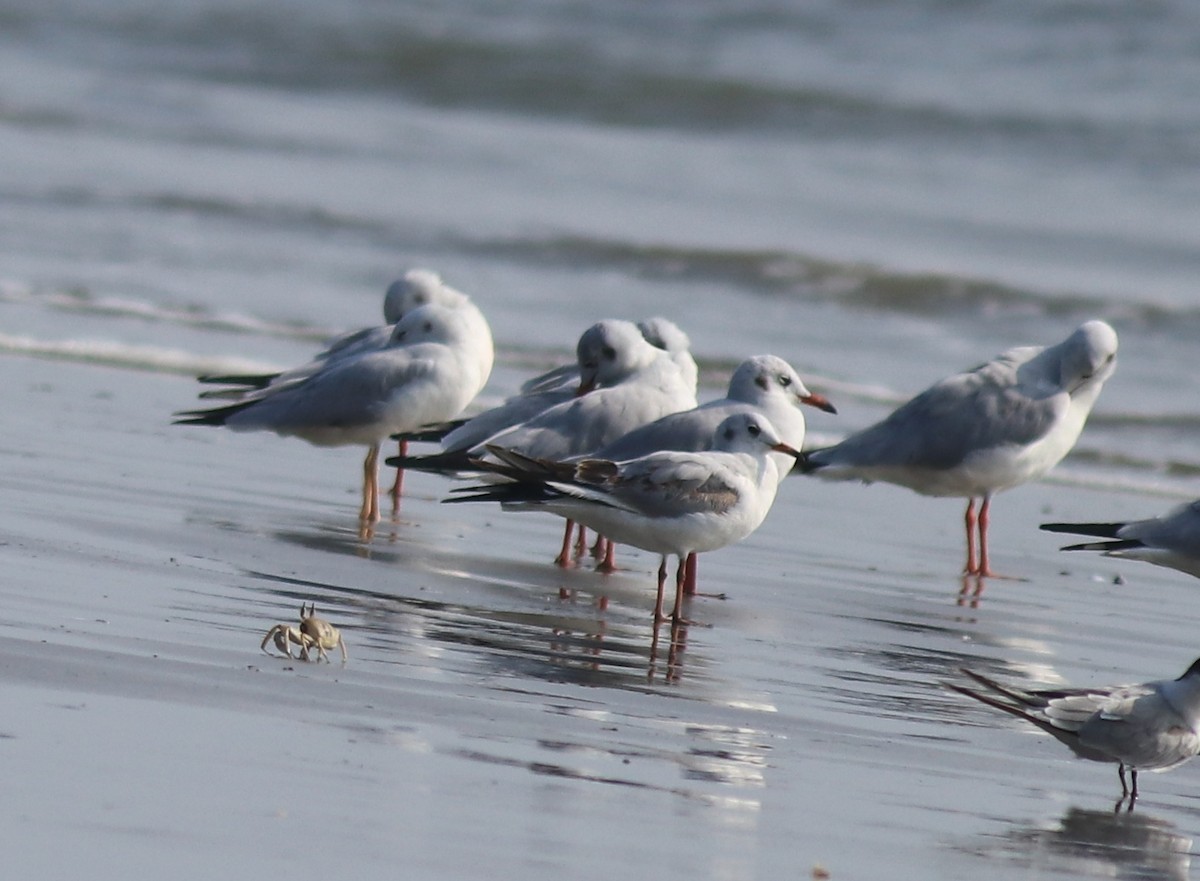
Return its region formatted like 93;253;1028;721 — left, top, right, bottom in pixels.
2;353;1198;880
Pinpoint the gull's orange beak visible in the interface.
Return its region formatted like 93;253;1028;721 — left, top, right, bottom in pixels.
801;392;837;414
770;442;803;460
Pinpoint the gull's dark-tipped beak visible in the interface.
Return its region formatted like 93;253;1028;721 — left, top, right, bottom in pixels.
771;442;803;460
801;392;837;414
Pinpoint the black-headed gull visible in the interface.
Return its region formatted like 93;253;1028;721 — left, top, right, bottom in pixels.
1041;499;1200;578
391;319;697;565
194;269;494;503
518;316;697;399
594;354;835;579
801;320;1118;576
480;321;696;458
198;268;492;398
404;317;697;459
449;412;801;623
175;304;485;523
948;658;1200;806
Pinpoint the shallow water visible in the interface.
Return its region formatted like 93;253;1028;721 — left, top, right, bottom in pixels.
4;1;1200;878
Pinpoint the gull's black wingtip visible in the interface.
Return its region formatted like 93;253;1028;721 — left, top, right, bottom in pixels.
1040;521;1124;538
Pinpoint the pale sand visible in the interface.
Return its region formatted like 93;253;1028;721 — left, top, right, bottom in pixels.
2;355;1198;880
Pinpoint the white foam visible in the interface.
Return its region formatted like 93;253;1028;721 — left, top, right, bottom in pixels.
0;332;282;377
0;281;332;342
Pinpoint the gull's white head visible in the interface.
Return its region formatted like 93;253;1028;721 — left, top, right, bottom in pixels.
712;412;802;460
637;317;691;355
388;303;471;347
575;320;660;394
383;269;466;323
728;355;837;414
1058;319;1118;394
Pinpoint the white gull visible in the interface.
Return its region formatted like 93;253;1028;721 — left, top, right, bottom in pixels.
948;657;1200;806
450;412;800;623
175;304;484;522
592;354;835;579
801;320;1118;576
519;316;697;398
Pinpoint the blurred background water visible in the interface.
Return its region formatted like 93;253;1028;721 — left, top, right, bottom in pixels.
4;0;1200;489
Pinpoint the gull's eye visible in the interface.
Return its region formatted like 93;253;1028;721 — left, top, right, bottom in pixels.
602;345;617;360
423;321;433;333
778;374;792;387
748;423;761;437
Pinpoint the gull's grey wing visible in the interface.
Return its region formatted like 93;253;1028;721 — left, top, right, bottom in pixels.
572;454;742;519
814;355;1065;470
596;405;736;461
314;325;391;361
224;348;441;432
1121;500;1200;557
518;362;579;395
441;387;573;453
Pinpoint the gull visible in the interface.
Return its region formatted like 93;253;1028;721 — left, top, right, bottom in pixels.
448;412;801;623
197;268;492;397
195;269;494;501
376;270;493;499
174;304;484;522
403;317;695;459
948;659;1200;806
800;320;1118;576
593;354;836;580
518;316;697;398
458;320;696;456
391;319;697;564
1041;499;1200;579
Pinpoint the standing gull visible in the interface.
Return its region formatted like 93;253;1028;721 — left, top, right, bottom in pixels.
948;658;1200;806
195;269;494;502
518;317;697;398
594;354;835;581
800;320;1118;576
174;304;483;523
391;319;697;565
449;412;801;623
197;268;492;398
1041;499;1200;579
399;318;694;461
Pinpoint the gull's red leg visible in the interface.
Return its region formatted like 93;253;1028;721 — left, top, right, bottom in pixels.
555;520;576;567
963;497;978;575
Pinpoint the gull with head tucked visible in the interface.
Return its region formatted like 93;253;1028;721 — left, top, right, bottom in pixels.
391;318;697;564
175;303;484;523
801;320;1118;577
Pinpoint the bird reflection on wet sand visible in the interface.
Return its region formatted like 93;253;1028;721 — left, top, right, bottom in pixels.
965;806;1192;881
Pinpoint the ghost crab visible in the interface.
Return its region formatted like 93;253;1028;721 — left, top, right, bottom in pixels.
260;603;347;663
